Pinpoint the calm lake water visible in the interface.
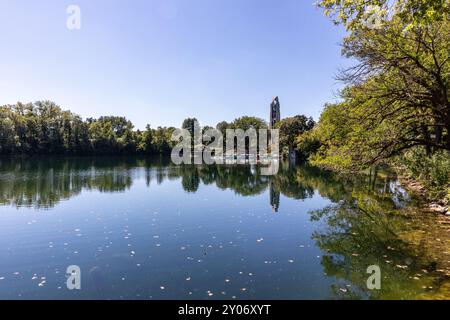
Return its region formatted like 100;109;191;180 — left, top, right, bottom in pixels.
0;157;449;300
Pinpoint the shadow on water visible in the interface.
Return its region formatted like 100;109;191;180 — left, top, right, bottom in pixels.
0;156;449;299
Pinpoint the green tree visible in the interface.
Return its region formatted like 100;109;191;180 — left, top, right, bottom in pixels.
275;115;315;158
152;126;176;154
319;0;449;30
311;1;449;170
229;116;267;131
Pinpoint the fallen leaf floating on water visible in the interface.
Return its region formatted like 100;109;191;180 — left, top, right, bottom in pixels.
396;265;408;269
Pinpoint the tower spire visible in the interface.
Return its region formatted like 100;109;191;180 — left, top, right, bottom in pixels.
270;96;280;129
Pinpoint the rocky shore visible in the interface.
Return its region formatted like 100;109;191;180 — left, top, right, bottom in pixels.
398;176;449;216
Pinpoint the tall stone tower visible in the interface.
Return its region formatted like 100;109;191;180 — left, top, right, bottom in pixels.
270;96;280;129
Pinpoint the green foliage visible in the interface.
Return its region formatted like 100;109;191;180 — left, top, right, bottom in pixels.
295;129;322;161
308;102;356;171
0;101;175;156
182;118;200;137
309;1;449;200
318;0;449;30
0;101;91;155
151;126;176;154
213;117;267;152
398;147;450;200
228;116;268;131
275;115;315;158
215;121;229;135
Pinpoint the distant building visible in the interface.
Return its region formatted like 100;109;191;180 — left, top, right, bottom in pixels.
269;96;280;129
269;96;296;165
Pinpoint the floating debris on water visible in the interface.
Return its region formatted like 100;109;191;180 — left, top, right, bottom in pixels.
396;265;408;269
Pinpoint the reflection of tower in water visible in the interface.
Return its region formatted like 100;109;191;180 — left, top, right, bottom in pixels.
269;181;280;213
269;97;281;212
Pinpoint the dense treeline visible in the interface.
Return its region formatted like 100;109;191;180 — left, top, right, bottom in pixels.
300;0;450;201
0;101;177;155
1;101;314;158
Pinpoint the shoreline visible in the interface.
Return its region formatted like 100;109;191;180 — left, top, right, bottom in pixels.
397;175;449;217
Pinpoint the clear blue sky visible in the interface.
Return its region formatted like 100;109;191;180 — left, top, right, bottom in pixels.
0;0;350;129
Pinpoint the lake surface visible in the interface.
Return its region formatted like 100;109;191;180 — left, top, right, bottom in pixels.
0;157;449;300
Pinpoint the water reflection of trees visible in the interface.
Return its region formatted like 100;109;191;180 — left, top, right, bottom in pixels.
0;157;139;208
1;157;448;298
307;168;449;299
0;157;411;210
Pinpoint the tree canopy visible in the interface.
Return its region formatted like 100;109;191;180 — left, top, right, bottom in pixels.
309;0;449;173
319;0;449;30
0;101;176;156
